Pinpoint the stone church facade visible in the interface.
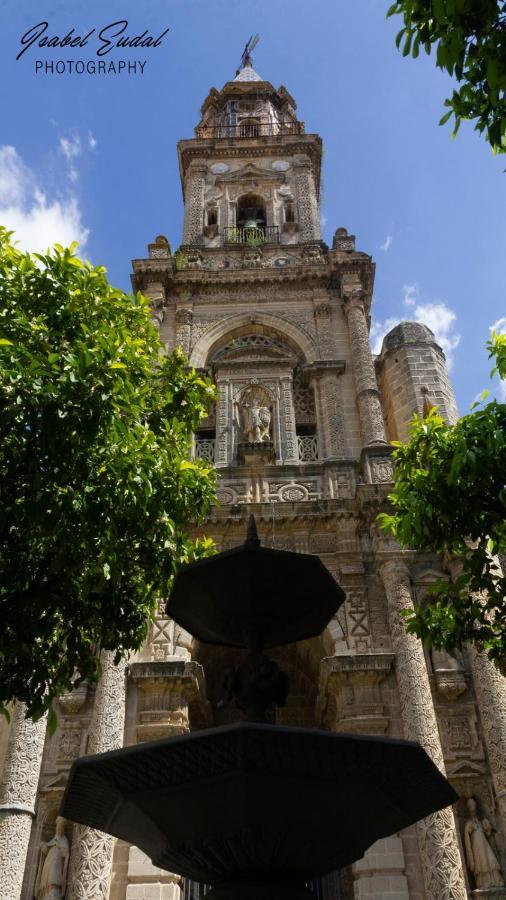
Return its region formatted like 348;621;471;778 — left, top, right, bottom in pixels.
1;56;506;900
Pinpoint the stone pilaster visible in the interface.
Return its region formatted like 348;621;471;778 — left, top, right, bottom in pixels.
143;281;166;332
379;558;468;900
294;160;321;242
175;308;193;355
280;374;298;463
67;652;127;900
215;378;230;468
0;704;47;900
303;361;346;461
182;163;207;245
342;284;387;447
468;647;506;831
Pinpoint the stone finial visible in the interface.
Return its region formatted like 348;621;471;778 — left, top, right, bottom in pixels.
148;235;171;259
332;228;356;252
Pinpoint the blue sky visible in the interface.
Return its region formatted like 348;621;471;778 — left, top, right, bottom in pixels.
1;0;505;410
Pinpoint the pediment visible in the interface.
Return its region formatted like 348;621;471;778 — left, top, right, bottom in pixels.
414;568;449;585
215;163;285;185
447;760;486;777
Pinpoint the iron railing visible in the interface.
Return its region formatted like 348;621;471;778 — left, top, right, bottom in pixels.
223;225;280;245
195;121;305;139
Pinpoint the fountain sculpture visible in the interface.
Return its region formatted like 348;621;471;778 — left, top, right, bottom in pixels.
61;516;458;900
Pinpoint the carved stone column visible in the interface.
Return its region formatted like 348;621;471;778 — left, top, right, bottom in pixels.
468;647;506;831
0;704;47;899
182;163;207;245
342;283;387;447
67;652;127;900
294;160;321;242
379;558;468;900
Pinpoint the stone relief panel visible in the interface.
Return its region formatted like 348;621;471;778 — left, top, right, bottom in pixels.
215;474;324;505
141;599;193;662
437;706;485;767
293;371;316;424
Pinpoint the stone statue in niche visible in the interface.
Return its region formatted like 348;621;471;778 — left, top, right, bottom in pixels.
239;385;272;443
244;402;271;443
463;798;504;889
34;816;69;899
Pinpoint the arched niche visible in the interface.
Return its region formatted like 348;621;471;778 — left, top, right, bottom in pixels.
189;313;317;369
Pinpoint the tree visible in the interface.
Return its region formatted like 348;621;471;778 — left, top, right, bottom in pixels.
379;333;506;673
387;1;506;154
0;228;217;722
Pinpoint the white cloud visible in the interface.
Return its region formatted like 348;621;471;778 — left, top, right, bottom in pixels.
371;286;460;368
380;234;392;252
0;145;89;252
414;301;460;368
68;167;79;184
490;317;506;335
88;132;97;150
0;145;32;206
370;316;403;355
402;283;418;307
59;135;81;160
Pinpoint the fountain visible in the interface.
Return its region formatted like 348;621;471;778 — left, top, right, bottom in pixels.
61;516;458;900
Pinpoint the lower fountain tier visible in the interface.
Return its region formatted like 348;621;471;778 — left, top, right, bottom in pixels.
61;721;457;884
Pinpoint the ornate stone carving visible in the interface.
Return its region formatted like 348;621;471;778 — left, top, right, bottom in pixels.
131;660;209;742
0;703;47;899
183;163;206;244
67;653;127;900
294;163;321;242
342;287;387;447
379;558;468;899
293;371;316;425
34;816;69;899
175;308;193;325
240;392;271;443
464;797;504;889
432;648;467;701
332;227;355;252
317;653;394;735
145;602;193;663
469;646;506;831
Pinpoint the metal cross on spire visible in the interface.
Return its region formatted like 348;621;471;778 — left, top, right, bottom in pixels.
240;33;259;69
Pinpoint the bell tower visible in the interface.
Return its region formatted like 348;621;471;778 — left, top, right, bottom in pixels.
178;51;322;248
132;45;394;499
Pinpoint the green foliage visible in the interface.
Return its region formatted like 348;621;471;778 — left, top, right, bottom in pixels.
379;337;506;672
0;228;217;719
174;250;188;271
387;1;506;154
245;230;267;247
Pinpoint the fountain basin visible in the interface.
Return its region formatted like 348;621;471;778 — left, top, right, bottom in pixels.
61;721;457;885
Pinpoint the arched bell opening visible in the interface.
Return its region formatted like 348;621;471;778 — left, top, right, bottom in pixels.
236;193;266;229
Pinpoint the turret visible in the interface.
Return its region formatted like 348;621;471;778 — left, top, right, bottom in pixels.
376;321;459;442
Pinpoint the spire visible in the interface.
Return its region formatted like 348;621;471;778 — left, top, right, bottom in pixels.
234;34;262;82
